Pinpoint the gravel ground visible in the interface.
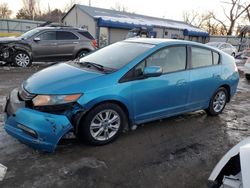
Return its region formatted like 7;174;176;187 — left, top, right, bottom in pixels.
0;61;249;188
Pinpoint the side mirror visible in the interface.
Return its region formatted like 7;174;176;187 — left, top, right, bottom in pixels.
143;66;162;78
33;37;40;42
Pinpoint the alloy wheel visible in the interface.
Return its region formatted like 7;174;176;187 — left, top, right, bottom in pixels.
15;53;30;67
212;90;226;113
90;110;121;141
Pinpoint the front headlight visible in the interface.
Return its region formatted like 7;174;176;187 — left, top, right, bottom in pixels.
32;94;82;106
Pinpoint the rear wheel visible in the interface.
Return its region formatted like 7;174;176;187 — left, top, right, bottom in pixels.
245;74;250;80
76;50;89;59
206;87;228;116
79;103;127;145
14;51;31;67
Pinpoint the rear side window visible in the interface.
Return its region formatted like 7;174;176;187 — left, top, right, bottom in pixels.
146;46;186;73
78;31;94;40
213;52;220;64
191;47;213;68
39;31;56;40
56;31;78;40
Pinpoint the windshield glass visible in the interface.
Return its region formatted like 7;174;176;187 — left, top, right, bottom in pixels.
80;41;154;70
206;42;220;47
21;28;43;39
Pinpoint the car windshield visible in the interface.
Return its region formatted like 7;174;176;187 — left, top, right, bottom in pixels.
21;28;43;39
206;42;220;47
79;41;154;70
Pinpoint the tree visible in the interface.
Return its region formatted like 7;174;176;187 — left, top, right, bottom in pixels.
182;10;227;35
221;0;250;35
16;0;42;20
0;3;12;19
111;3;132;13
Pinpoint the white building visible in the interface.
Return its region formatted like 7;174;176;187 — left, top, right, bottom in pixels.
62;4;209;47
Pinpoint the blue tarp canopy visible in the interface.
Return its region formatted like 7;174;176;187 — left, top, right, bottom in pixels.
183;29;209;37
97;18;153;30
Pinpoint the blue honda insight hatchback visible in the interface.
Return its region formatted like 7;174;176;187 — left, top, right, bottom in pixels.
4;38;239;152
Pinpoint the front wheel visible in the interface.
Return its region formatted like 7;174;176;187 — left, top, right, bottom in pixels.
206;87;228;116
79;103;127;145
14;51;31;67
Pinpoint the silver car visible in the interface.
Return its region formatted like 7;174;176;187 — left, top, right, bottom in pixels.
0;26;97;67
206;42;237;57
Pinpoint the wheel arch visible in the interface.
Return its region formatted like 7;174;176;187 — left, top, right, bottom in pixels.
75;48;91;58
75;99;132;135
219;84;231;102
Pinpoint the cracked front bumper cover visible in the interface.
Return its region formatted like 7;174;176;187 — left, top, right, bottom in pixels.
4;88;73;152
5;108;73;152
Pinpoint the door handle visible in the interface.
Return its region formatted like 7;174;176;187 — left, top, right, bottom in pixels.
176;79;187;86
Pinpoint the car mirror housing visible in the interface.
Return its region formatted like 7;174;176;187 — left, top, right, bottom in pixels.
143;66;163;78
33;37;41;42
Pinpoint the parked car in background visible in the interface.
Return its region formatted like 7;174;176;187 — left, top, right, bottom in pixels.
208;137;250;188
126;27;156;39
4;38;239;152
0;26;97;67
244;57;250;80
235;48;250;59
206;42;237;57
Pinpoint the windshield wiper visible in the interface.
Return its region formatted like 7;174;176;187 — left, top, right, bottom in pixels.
76;61;104;71
75;61;116;73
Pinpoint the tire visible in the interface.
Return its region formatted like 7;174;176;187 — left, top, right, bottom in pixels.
14;51;32;67
231;52;235;57
79;103;127;145
206;87;228;116
245;74;250;80
76;50;89;59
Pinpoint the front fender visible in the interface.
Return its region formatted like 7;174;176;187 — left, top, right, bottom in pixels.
80;95;133;122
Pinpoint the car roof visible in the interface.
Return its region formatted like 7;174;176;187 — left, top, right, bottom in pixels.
125;38;214;49
35;26;90;32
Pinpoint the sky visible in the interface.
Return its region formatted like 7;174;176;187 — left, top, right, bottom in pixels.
0;0;237;22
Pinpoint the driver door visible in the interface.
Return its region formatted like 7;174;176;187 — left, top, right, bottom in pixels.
130;45;190;123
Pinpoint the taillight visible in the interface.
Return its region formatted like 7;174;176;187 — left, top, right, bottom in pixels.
91;40;98;48
234;62;238;72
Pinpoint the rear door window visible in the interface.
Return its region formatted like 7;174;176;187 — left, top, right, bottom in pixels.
56;31;79;40
191;47;213;68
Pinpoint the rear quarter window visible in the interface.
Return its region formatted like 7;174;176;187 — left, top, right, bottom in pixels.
78;31;94;40
213;52;220;64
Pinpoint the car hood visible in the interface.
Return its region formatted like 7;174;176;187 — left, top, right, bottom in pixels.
23;63;104;94
0;37;22;44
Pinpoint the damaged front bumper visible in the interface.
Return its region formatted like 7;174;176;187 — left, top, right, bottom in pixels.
4;88;74;152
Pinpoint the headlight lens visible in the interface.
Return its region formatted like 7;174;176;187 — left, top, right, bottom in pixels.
32;94;82;106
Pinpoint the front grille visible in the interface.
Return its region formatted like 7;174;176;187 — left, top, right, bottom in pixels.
18;87;36;101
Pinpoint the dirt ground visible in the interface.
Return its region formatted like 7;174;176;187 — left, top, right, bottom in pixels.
0;62;249;188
